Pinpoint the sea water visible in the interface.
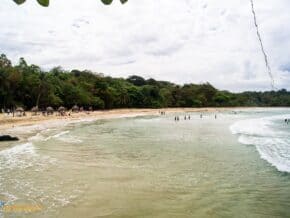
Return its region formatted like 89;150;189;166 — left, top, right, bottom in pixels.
230;109;290;173
0;108;289;217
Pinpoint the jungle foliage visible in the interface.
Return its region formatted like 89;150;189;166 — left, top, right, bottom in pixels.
1;54;289;110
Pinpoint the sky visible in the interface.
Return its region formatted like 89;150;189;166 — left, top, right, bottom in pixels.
0;0;290;92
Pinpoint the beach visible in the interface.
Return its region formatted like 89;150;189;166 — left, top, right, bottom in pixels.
1;0;289;216
0;108;223;137
0;107;290;217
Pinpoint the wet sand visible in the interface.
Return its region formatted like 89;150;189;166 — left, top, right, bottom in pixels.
0;108;226;134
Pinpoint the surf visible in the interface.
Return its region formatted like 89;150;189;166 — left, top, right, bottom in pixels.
230;114;290;173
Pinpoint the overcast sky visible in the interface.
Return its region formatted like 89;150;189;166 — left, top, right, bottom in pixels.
1;0;290;91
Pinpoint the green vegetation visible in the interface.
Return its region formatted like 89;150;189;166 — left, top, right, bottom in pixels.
12;0;128;7
0;54;289;110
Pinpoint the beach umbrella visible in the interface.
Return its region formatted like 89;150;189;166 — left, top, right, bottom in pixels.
15;107;24;117
31;106;38;112
31;106;39;115
58;106;66;116
46;106;54;115
72;105;79;112
46;106;54;112
58;106;65;112
15;107;24;112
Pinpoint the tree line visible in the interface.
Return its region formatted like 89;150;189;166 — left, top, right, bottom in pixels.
0;54;290;111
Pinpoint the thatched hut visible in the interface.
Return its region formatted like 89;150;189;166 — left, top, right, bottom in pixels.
46;107;54;115
31;106;39;115
58;106;66;116
15;107;24;117
71;105;79;113
58;106;65;112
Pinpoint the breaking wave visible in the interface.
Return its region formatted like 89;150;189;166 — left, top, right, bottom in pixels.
230;114;290;173
0;142;36;170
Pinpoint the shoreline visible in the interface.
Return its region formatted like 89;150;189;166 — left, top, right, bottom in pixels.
0;108;213;132
0;107;287;137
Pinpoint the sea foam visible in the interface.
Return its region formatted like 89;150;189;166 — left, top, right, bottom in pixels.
230;114;290;173
0;142;36;170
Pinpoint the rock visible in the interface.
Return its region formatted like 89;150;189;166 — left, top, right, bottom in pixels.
0;135;19;141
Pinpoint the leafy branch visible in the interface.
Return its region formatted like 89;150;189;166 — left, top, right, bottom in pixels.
13;0;128;7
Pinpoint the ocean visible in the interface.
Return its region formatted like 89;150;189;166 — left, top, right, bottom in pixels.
0;108;289;217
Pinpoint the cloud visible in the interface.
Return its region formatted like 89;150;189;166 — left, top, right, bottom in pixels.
0;0;289;91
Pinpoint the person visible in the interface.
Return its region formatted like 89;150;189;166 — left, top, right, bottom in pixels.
215;114;217;119
285;119;288;123
188;115;191;120
184;116;187;120
200;114;202;119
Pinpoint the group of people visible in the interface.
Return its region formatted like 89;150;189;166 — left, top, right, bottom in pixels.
1;108;26;117
174;115;191;121
160;111;166;115
1;108;12;115
174;113;218;121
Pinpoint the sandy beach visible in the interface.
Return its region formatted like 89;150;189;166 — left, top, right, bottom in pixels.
1;107;290;217
0;108;224;134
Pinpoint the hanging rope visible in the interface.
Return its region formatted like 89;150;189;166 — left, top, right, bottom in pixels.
250;0;275;89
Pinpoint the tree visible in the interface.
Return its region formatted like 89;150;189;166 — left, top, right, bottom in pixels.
0;53;290;110
0;54;12;68
127;75;146;86
12;0;128;7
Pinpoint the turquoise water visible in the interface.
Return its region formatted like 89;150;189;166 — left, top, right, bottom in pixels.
0;108;290;217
